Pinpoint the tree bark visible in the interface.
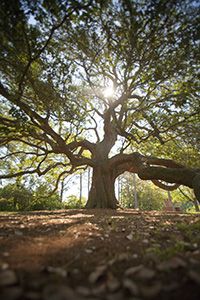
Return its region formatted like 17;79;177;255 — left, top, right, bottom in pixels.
85;166;117;209
133;173;138;209
192;174;200;204
79;172;83;208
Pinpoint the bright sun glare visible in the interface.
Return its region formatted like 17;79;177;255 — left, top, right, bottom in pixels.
104;86;114;98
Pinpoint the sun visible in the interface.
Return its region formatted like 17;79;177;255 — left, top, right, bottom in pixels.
104;86;114;98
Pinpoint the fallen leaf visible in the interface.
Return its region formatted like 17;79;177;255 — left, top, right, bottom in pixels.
46;266;67;277
76;286;92;296
85;248;93;254
106;272;120;292
123;278;139;295
43;284;79;300
24;291;41;300
188;270;200;285
142;239;149;245
157;257;187;271
0;262;9;270
88;266;107;284
92;283;106;296
136;267;156;280
140;282;162;298
0;270;18;286
125;265;143;276
126;233;133;240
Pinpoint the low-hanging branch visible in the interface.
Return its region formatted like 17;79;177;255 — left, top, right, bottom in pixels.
110;152;200;201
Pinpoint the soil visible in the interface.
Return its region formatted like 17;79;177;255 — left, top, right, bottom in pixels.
0;209;200;300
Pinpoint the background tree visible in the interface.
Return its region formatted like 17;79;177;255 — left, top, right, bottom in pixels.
120;172;165;210
119;172;200;212
0;181;63;211
173;187;200;212
0;0;199;208
65;194;87;209
0;182;32;210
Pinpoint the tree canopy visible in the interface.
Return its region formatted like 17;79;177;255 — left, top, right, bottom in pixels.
0;0;200;208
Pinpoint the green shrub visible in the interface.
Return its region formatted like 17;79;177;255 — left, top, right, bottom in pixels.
30;183;63;210
0;198;14;211
120;174;164;210
0;184;32;211
0;182;63;211
64;195;86;209
30;197;63;210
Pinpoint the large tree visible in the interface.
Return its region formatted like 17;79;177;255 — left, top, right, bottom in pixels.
0;0;200;208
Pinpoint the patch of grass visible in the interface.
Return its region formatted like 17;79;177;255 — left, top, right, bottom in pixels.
176;221;200;241
146;241;186;260
147;220;200;260
152;226;178;243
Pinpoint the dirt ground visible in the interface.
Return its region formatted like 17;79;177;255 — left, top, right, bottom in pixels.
0;209;200;300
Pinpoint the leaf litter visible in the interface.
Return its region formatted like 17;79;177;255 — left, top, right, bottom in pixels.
0;209;200;299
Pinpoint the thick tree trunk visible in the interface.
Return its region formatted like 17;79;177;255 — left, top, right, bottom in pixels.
85;166;117;209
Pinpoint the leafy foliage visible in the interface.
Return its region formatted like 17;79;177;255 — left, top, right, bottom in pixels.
120;173;165;210
64;194;86;209
31;183;63;210
0;182;63;211
120;172;200;212
0;183;32;211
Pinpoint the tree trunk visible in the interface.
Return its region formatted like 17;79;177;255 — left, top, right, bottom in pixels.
79;172;82;207
133;173;138;209
85;166;117;209
60;179;64;202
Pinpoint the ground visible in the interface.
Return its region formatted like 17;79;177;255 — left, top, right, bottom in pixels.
0;209;200;300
